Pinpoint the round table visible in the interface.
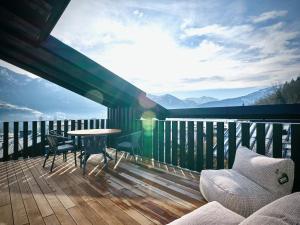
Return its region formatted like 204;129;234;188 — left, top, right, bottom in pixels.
67;129;121;136
67;129;121;174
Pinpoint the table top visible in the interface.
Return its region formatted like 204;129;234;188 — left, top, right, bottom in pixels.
67;129;121;136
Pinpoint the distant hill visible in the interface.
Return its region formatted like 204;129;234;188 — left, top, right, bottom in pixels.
198;87;274;108
256;77;300;105
148;88;274;109
0;66;106;121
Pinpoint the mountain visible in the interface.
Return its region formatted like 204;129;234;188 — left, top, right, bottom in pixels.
147;94;192;108
0;66;106;121
148;88;274;109
198;87;275;107
185;96;218;105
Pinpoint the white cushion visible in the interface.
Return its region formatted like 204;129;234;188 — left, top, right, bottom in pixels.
240;192;300;225
200;169;275;217
167;201;245;225
233;146;294;196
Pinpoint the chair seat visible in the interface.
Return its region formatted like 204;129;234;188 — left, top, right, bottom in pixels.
200;169;275;217
57;144;75;152
117;141;133;149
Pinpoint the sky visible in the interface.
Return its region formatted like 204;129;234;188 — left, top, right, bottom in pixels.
2;0;300;99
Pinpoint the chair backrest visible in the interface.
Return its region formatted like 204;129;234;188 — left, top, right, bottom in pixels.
130;131;142;148
233;146;294;196
83;136;106;155
46;135;59;150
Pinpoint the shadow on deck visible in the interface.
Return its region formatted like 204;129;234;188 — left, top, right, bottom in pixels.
0;149;206;225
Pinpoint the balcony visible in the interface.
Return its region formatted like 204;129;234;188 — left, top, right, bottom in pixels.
0;1;300;225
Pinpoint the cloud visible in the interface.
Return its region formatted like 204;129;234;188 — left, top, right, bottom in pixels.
182;76;224;83
44;2;300;94
250;10;288;23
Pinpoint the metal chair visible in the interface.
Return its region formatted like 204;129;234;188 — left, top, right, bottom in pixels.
115;131;142;163
43;134;77;172
82;136;108;175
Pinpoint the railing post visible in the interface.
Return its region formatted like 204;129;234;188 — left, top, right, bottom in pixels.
206;122;214;169
228;122;236;168
13;122;19;160
84;120;88;129
32;121;37;157
187;121;194;170
3;122;9;161
89;119;94;129
171;121;178;166
256;123;266;155
77;120;82;147
179;121;186;168
57;120;61;133
241;122;250;148
71;120;75;142
196;122;203;172
217;122;224;169
101;119;105;129
273;124;282;158
291;124;300;192
23;121;28;158
158;120;165;162
40;121;46;155
95;119;100;129
142;119;153;159
64;120;68;137
153;120;159;161
49;120;54;133
165;121;171;164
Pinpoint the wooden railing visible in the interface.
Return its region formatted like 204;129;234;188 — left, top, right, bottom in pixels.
0;119;108;160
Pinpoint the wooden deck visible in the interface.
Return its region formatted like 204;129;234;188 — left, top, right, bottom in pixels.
0;150;206;225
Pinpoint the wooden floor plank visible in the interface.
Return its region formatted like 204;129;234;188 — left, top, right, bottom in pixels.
43;215;61;225
14;161;45;225
7;161;29;225
0;204;14;225
0;154;206;225
0;162;10;207
19;160;54;218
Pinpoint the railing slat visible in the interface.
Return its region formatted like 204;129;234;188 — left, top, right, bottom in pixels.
171;121;178;166
241;122;250;148
217;122;224;169
32;121;37;156
273;124;282;158
256;123;266;155
13;122;19;160
71;120;75;142
206;122;213;169
291;124;300;192
165;121;171;164
84;120;88;129
228;122;236;168
179;121;186;168
77;120;82;147
187;121;194;170
64;120;68;137
57;120;61;133
196;122;204;172
89;119;94;129
41;121;46;155
3;122;9;161
23;122;28;158
101;119;105;129
158;120;165;162
153;120;159;161
95;119;100;129
49;120;54;132
142;119;152;158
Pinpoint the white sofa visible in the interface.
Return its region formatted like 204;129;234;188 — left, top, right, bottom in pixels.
167;192;300;225
200;146;294;217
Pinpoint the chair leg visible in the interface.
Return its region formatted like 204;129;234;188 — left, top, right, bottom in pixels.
83;153;89;175
50;154;56;172
115;149;118;164
74;151;77;167
65;153;67;162
43;153;49;168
